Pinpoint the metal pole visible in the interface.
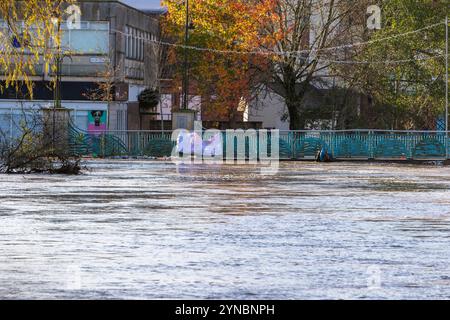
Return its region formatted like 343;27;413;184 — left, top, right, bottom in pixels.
182;0;189;110
53;19;62;151
160;81;164;134
446;16;449;159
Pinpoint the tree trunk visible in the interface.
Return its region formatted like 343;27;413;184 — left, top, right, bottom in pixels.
282;68;310;130
287;103;306;130
285;85;308;130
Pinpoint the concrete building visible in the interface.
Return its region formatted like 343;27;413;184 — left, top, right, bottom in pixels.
0;0;162;133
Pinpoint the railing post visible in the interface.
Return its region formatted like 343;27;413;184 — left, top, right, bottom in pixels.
369;130;374;160
446;130;450;160
138;131;142;156
445;131;450;160
407;132;413;160
132;132;138;156
291;131;295;160
101;135;105;158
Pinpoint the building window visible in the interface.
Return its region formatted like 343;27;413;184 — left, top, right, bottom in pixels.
125;25;151;62
133;28;138;60
125;26;129;57
139;30;144;61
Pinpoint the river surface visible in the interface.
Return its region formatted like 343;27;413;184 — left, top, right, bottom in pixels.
0;160;449;300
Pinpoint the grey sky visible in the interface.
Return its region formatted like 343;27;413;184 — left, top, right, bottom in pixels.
121;0;162;9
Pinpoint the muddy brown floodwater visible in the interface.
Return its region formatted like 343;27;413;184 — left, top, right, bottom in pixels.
0;160;449;299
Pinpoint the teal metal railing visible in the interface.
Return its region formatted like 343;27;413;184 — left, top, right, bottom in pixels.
68;126;450;160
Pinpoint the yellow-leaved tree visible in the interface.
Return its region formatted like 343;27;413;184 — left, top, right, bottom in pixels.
0;0;75;96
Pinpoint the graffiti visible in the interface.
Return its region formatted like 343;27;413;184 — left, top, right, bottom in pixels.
88;110;107;133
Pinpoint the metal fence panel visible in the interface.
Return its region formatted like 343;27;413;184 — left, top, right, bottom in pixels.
67;127;450;161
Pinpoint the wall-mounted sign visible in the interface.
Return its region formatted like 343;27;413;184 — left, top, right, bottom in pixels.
90;57;110;64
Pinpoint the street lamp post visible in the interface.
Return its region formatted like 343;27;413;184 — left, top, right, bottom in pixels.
182;0;190;110
445;16;449;159
52;18;63;150
172;0;196;130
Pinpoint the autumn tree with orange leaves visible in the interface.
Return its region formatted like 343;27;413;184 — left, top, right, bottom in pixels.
162;0;274;127
163;0;373;129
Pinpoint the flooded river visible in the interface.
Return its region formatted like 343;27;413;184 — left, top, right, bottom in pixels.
0;160;449;299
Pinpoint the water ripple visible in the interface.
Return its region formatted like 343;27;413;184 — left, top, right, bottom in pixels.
0;160;449;299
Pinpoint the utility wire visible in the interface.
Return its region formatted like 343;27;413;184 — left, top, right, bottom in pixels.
110;21;445;65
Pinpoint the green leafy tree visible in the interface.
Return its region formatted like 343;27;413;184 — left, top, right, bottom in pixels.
344;0;448;130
